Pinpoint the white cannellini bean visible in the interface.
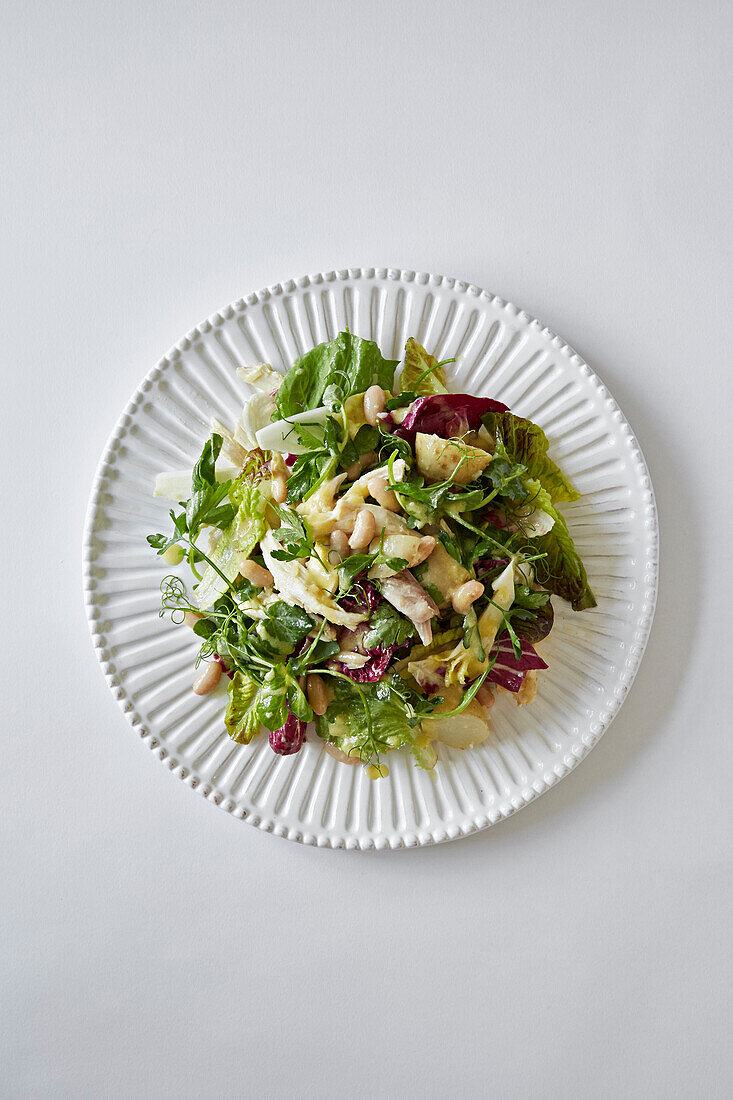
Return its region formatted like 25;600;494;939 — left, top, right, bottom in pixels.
305;674;330;716
192;661;222;695
452;580;485;614
323;741;361;765
271;474;288;504
346;451;377;481
363;385;386;426
367;472;399;511
349;509;376;549
238;558;274;587
183;610;203;629
330;529;350;557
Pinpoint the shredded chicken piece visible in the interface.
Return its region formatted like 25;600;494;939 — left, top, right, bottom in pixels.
380;571;440;646
260;531;364;628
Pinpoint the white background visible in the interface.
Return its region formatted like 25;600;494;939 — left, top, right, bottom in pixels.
2;1;730;1097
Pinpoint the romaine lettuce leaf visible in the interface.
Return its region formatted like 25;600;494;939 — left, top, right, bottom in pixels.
482;410;580;503
225;671;263;744
479;415;595;611
275;332;399;418
523;478;596;611
195;485;265;609
225;661;313;745
398;338;447;396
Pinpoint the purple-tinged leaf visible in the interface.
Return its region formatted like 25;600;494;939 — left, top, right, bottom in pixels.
385;393;509;444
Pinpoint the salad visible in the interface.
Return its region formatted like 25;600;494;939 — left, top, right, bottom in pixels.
148;332;596;776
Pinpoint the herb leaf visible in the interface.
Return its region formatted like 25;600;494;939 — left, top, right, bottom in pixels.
362;604;416;650
337;543;409;596
512;585;551;610
186;435;236;536
268;504;320;563
339;424;379;471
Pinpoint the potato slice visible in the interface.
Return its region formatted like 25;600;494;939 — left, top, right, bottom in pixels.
422;686;492;749
415;433;493;484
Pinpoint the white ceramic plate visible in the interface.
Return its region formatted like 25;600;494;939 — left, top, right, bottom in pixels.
83;268;658;849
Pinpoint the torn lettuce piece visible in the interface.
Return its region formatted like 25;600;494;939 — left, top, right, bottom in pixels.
482;410;580;504
195;485;266;610
522;479;596;611
225;671;264;744
398;337;448;396
225;664;313;746
392;393;509;445
275;332;399;418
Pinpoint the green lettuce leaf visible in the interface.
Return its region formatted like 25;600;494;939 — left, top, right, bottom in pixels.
225;671;264;744
225;663;313;743
338;423;379;472
482;411;580;503
523;478;596;611
195;485;265;609
229;450;270;500
315;677;435;770
275;332;399;418
398;337;447;396
230;486;266;556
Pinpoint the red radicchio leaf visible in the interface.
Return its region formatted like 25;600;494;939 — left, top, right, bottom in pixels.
386;393;509;444
475;557;511;578
269;705;306;755
284;453;298;468
339;641;409;684
337;579;381;615
486;634;547;693
482;509;510;529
